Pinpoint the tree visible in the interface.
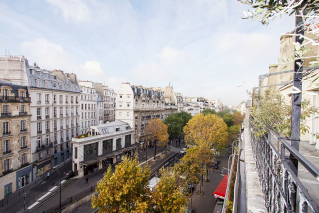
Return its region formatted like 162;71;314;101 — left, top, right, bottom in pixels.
217;109;230;118
232;111;245;127
146;119;169;160
164;114;184;141
251;89;318;138
223;113;234;127
202;109;217;116
175;111;192;127
183;114;228;193
91;156;151;212
228;125;241;143
151;168;187;213
184;113;228;151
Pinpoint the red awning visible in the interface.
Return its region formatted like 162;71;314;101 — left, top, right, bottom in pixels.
213;174;228;199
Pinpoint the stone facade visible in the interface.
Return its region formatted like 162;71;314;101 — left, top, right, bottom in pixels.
94;83;115;123
116;83;178;144
0;81;32;199
79;81;98;134
71;121;134;177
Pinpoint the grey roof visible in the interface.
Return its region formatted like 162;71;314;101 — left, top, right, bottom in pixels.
131;86;164;99
96;120;131;135
0;81;30;97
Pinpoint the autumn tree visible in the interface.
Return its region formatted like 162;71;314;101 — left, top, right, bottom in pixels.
227;125;241;143
183;114;228;192
151;168;187;213
232;111;245;127
184;113;228;152
91;156;151;212
146;119;169;160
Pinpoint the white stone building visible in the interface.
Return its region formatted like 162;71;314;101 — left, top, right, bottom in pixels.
71;120;135;177
79;81;98;134
94;83;115;123
115;83;178;144
0;56;81;180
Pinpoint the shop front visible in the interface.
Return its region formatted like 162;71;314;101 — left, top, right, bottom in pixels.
83;162;99;176
36;159;52;177
16;165;33;189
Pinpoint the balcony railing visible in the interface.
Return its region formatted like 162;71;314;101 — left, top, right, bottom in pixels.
20;129;27;132
60;114;63;117
66;137;69;141
45;101;49;104
54;127;57;131
19;112;27;116
1;113;11;117
21;145;27;149
45;115;49;119
66;125;69;128
3;169;13;175
37;130;42;135
54;114;57;118
53;100;56;104
3;150;11;155
53;140;57;145
60;138;64;142
59;101;63;104
37;101;41;104
60;126;63;130
249;114;319;212
3;131;11;135
37;116;41;120
46;129;50;133
0;96;31;103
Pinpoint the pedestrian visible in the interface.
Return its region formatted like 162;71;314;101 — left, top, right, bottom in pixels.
47;171;50;179
85;176;88;184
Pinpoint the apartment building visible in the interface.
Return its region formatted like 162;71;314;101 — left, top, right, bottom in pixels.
79;81;98;134
0;81;31;199
116;83;178;144
0;56;81;180
71;120;134;177
97;94;104;125
94;83;115;123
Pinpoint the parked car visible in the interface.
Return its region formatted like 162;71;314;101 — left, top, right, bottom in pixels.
179;148;187;154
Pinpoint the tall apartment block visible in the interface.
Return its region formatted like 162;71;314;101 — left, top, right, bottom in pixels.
0;80;31;199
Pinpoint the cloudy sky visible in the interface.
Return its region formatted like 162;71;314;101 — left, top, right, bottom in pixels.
0;0;295;106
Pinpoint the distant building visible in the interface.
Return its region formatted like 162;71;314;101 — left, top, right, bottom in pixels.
115;83;178;145
0;80;31;199
94;83;115;123
71;120;134;177
79;81;98;134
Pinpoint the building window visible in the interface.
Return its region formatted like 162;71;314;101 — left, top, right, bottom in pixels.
37;80;41;87
46;121;50;132
3;122;9;134
21;136;26;147
37;108;41;119
3;140;9;153
59;95;63;104
45;107;49;118
37;123;41;133
3;105;8;113
46;135;49;145
3;89;8;100
45;94;49;103
119;112;122;116
127;112;129;116
127;103;130;107
65;107;68;116
37;93;41;103
21;120;26;130
53;95;56;103
120;95;122;98
37;137;41;148
4;159;9;172
21;153;26;165
60;107;63;117
127;95;130;98
21;105;25;113
74;147;77;159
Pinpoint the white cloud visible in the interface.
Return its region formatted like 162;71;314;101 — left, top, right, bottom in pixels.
45;0;91;22
216;32;277;67
80;61;106;78
159;47;188;65
21;38;76;70
130;63;172;82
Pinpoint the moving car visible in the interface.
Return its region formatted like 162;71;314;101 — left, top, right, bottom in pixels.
179;148;187;154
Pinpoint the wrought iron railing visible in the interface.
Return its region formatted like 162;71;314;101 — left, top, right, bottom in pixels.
249;115;319;212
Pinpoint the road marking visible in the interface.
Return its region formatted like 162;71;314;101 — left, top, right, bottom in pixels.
61;180;66;184
49;186;57;191
27;202;39;209
38;192;51;201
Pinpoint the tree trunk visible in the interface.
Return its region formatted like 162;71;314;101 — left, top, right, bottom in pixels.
175;139;177;148
145;143;147;163
206;163;209;181
154;141;157;160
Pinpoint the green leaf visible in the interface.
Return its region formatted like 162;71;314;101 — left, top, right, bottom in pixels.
256;7;265;13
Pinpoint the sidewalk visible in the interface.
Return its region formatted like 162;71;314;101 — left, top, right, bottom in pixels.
0;160;72;213
32;147;176;213
188;154;229;213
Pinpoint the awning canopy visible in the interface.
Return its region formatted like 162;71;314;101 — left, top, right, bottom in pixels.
213;174;228;199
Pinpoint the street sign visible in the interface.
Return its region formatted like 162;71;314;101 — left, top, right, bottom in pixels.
23;193;26;197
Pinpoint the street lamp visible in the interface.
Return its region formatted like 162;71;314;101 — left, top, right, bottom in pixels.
52;166;62;212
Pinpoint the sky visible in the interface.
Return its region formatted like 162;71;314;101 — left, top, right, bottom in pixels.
0;0;295;106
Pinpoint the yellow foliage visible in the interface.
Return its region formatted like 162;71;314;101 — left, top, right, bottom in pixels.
91;156;151;212
146;119;169;146
183;113;228;151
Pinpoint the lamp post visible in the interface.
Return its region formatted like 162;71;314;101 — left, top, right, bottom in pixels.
52;167;62;212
